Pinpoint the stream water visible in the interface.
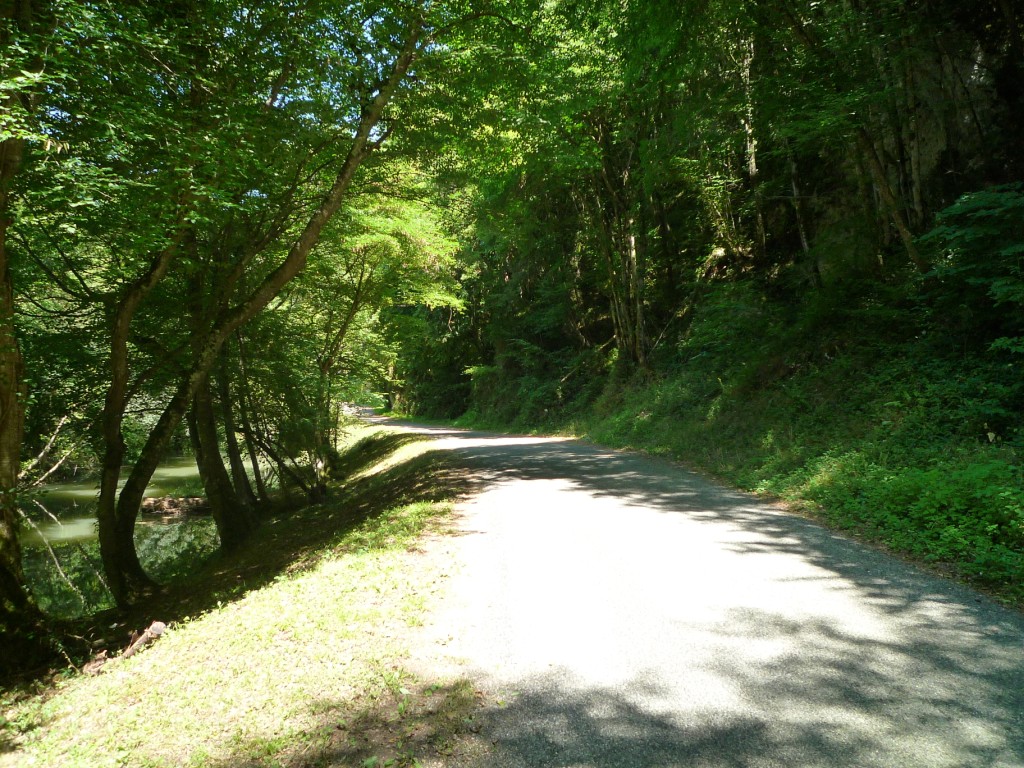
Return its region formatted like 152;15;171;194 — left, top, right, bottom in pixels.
19;457;202;547
19;457;218;617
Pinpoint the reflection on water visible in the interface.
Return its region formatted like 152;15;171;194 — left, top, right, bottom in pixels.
20;516;98;547
23;515;219;619
20;456;202;547
19;457;219;619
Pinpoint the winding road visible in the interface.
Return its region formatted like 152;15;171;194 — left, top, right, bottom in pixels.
378;417;1024;767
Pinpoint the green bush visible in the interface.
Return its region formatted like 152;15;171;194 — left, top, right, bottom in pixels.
791;452;1023;585
575;279;1024;600
922;183;1024;354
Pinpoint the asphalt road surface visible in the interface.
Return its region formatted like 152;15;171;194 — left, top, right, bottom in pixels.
378;418;1024;767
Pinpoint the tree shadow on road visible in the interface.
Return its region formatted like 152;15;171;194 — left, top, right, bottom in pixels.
202;600;1024;767
433;433;1022;622
468;608;1020;766
157;425;1024;768
325;421;1024;767
468;602;1024;767
405;430;1024;766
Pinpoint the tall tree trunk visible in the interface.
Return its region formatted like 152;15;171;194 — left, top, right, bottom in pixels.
855;128;927;272
0;135;36;630
193;372;254;551
741;37;766;262
786;146;820;287
902;40;925;229
217;367;256;508
0;0;45;640
626;218;646;369
235;335;268;502
113;376;193;596
96;231;185;605
314;272;366;492
183;254;252;546
779;3;927;273
593;193;632;368
590;156;646;371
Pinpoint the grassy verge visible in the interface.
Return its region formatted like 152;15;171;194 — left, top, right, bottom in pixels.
577;365;1023;606
1;426;491;768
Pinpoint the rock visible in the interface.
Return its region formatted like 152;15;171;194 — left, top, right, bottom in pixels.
122;621;167;659
83;649;109;675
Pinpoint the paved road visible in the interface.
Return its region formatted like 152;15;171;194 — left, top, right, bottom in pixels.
381;418;1024;767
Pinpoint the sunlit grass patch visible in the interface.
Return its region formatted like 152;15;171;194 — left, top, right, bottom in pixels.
2;425;471;768
330;425;433;480
3;502;456;767
346;437;443;485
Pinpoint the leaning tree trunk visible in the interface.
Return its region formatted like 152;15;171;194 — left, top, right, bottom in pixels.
113;376;194;601
103;21;425;602
96;232;185;605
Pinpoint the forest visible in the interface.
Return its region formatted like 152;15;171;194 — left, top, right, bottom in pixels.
1;0;1022;677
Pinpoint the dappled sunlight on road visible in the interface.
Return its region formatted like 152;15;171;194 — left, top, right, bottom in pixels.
384;419;1024;767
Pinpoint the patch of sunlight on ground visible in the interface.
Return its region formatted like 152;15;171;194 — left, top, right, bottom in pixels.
351;439;440;482
6;533;446;767
434;436;570;450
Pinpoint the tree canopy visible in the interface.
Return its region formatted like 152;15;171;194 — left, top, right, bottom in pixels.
2;0;1022;673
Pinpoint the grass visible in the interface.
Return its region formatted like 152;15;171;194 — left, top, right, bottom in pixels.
1;425;492;768
567;357;1024;606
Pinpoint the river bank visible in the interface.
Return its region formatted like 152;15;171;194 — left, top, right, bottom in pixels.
19;457;215;619
2;425;479;767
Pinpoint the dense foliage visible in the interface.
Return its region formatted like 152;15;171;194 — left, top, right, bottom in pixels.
396;0;1024;598
1;0;1022;675
0;0;521;672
